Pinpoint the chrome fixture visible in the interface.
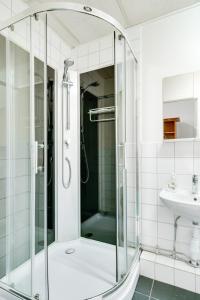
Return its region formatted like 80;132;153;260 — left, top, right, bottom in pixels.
173;216;181;259
65;248;75;254
62;58;74;189
62;58;74;130
192;174;198;194
80;81;99;184
89;106;115;122
83;6;92;12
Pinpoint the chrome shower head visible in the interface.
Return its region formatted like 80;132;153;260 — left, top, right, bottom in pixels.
63;58;74;81
64;58;74;69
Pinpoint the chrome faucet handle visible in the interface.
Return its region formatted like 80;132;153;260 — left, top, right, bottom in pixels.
192;174;198;183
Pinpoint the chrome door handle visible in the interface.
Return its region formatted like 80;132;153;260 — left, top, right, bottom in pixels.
62;157;71;189
35;141;44;174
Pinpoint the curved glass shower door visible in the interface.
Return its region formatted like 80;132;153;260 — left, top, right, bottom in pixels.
0;13;49;300
0;17;34;298
115;31;139;282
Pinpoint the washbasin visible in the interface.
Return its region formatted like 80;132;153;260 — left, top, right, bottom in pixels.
160;188;200;223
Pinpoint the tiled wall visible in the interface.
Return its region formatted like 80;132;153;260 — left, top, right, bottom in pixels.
140;251;200;293
140;140;200;257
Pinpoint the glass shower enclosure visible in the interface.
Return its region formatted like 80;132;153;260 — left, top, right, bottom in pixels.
0;4;139;300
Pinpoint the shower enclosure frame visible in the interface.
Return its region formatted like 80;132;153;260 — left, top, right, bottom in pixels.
0;2;139;299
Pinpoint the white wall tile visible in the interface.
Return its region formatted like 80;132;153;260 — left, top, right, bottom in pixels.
196;275;200;293
141;188;157;205
194;158;200;175
158;222;174;241
89;40;99;53
157;158;174;174
141;143;157;158
140;259;155;279
176;226;192;244
194;141;200;157
100;35;113;50
78;43;89;57
141;173;157;189
176;174;192;190
157;142;174;158
78;56;88;71
175;141;193;157
142;204;157;221
155;263;174;285
157;173;171;189
175;158;193;174
157;238;173;251
141;250;156;261
175;269;195;292
88;52;99;67
99;47;113;64
141;157;157;173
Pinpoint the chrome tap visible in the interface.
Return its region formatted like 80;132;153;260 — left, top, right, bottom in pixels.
192;174;198;194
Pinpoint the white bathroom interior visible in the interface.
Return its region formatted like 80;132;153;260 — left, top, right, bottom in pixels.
0;1;200;300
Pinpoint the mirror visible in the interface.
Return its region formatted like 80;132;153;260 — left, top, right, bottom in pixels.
163;71;199;140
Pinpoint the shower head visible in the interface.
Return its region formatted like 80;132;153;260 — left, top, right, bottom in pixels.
63;58;74;81
64;58;74;70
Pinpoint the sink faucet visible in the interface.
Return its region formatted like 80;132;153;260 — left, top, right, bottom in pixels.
192;174;198;194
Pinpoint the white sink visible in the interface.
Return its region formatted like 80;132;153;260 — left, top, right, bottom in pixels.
160;188;200;223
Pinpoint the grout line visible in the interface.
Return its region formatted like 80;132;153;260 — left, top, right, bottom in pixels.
135;291;149;296
149;279;154;299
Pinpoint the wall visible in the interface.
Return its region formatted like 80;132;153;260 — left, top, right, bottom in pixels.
142;5;200;143
139;4;200;262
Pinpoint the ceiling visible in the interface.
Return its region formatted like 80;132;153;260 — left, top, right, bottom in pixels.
25;0;200;46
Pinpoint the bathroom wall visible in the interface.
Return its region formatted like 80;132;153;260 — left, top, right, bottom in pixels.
141;5;200;143
140;140;200;255
139;4;200;258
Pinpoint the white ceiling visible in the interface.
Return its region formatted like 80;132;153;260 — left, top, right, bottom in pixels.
25;0;200;46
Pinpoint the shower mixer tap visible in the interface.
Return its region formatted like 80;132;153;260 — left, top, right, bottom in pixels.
62;58;74;189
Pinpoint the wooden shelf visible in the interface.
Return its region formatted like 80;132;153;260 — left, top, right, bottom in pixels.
164;117;180;139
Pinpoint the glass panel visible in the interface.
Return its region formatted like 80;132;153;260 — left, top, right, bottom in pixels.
0;17;33;297
47;9;118;300
114;32;127;281
80;66;116;246
31;13;49;300
125;42;138;269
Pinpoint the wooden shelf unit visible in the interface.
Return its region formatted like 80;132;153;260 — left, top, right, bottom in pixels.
163;117;180;139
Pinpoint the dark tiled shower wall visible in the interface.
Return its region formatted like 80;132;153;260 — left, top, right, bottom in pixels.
81;91;99;222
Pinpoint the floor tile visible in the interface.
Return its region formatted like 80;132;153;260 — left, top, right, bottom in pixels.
135;275;153;296
133;291;149;300
174;286;200;300
151;280;200;300
152;280;178;299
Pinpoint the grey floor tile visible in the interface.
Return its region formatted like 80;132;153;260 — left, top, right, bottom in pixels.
152;280;200;300
151;280;175;300
133;291;150;300
135;276;153;296
174;286;200;300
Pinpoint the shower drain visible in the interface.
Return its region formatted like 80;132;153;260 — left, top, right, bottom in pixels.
65;248;75;254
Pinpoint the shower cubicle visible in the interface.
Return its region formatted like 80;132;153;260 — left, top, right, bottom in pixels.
0;3;139;300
